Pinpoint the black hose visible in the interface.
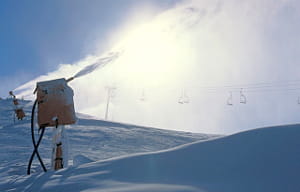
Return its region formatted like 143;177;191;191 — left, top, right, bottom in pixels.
27;100;47;175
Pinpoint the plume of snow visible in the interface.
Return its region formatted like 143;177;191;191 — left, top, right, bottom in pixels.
15;0;300;134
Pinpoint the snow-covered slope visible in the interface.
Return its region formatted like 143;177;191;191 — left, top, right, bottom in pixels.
12;124;300;192
0;99;216;191
1;99;299;192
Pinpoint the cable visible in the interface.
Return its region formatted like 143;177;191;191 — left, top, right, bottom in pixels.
27;100;47;175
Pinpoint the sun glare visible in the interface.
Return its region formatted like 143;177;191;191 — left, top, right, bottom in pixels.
113;19;188;89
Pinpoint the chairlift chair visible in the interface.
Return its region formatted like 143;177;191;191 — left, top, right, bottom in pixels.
227;92;233;106
240;88;247;104
140;96;145;102
178;96;184;104
178;89;189;104
140;89;146;101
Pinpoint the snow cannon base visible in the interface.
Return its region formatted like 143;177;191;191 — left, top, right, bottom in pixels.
15;108;25;120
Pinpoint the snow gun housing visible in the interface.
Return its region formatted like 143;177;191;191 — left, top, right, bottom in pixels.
9;90;25;120
35;78;76;127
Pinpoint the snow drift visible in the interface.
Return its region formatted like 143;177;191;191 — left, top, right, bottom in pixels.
11;124;300;192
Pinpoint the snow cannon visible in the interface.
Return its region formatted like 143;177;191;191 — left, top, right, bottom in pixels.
15;109;25;120
9;90;26;121
35;78;76;127
9;91;16;98
27;78;76;175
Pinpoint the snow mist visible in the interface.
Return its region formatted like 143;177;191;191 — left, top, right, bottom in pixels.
15;0;300;134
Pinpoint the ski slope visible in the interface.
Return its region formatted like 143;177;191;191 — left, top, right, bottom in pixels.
0;99;217;192
1;99;299;192
15;124;300;192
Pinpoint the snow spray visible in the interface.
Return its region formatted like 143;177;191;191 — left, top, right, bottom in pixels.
73;51;121;79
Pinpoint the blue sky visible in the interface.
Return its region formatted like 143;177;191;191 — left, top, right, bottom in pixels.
0;0;177;98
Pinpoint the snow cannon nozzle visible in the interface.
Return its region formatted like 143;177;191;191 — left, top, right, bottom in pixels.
66;77;75;83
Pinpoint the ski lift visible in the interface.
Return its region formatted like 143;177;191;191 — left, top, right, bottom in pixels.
178;96;184;104
140;89;146;102
178;90;184;104
110;88;116;99
227;92;233;106
240;88;247;104
104;86;116;120
178;89;189;104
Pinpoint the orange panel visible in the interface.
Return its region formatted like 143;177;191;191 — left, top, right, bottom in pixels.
36;78;76;127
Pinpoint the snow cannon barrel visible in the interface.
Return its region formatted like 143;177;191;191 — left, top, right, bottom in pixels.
66;77;75;83
35;78;76;127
